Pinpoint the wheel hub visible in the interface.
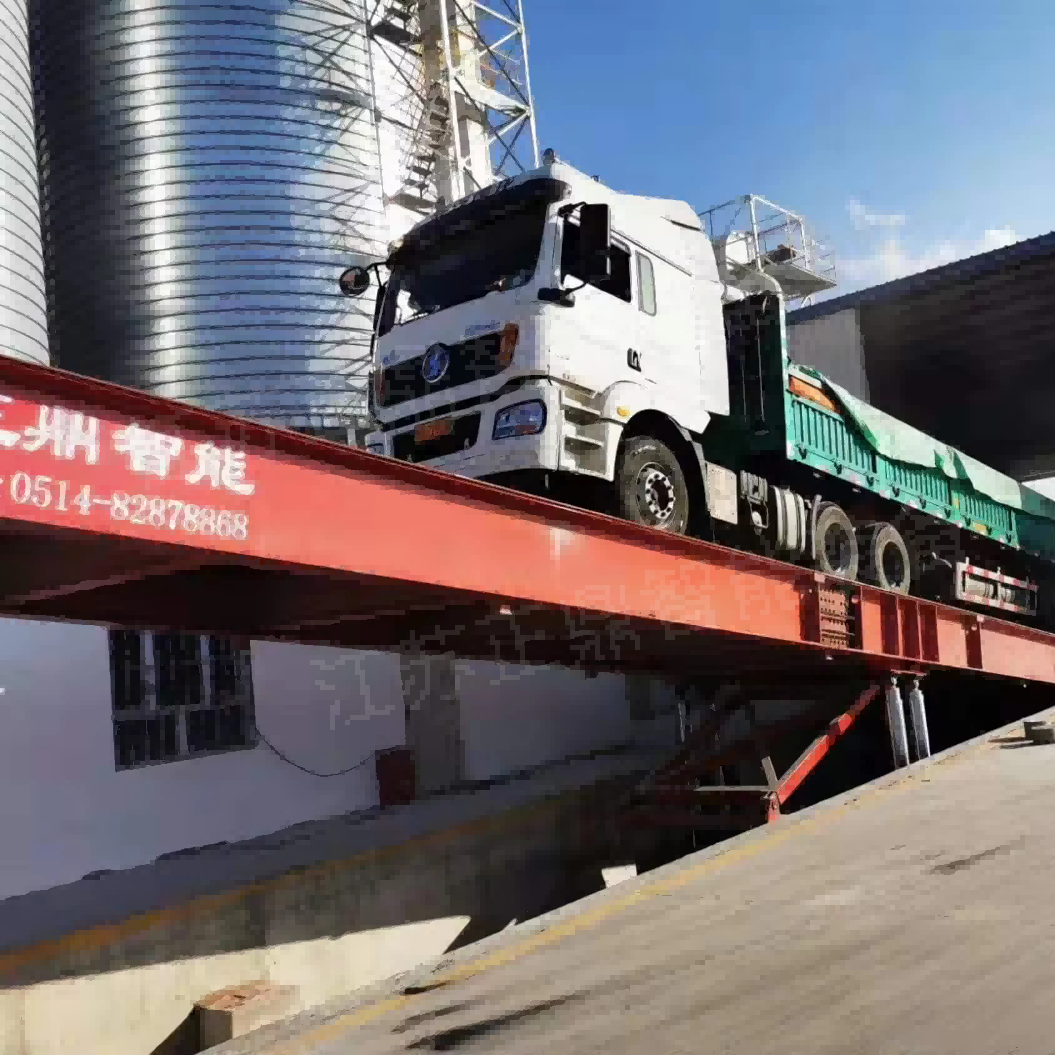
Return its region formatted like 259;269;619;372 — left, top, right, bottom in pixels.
636;464;676;524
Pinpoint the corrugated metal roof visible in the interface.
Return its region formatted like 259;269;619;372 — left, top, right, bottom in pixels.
788;227;1055;325
782;221;1055;478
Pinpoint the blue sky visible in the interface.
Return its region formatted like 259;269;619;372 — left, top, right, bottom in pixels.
522;0;1055;296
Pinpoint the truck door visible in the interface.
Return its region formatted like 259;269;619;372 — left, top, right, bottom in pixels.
553;219;648;396
629;248;705;430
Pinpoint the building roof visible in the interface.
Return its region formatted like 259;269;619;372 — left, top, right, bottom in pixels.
788;227;1055;325
784;226;1055;478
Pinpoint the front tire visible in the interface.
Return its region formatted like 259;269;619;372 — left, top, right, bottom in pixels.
615;435;690;534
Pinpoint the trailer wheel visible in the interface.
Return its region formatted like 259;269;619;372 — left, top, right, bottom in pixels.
813;502;859;580
857;521;911;594
615;435;690;534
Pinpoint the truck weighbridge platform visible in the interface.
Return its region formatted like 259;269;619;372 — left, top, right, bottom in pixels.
215;706;1055;1055
0;357;1054;687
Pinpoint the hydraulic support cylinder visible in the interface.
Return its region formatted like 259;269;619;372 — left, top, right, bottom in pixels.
906;677;931;760
885;676;910;769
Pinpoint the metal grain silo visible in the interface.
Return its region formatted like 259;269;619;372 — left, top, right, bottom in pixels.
0;0;48;365
31;0;385;430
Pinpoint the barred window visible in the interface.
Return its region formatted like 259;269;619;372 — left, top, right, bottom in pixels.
110;630;256;770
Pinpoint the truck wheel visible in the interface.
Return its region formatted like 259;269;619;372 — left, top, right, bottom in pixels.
813;502;859;580
857;521;911;594
615;435;690;534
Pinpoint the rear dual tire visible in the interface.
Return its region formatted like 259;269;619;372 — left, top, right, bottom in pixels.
814;502;859;580
857;521;911;594
811;505;912;594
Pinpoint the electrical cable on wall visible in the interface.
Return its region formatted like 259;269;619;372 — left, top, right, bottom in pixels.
252;719;399;778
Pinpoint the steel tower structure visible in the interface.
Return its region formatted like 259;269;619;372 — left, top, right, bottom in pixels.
368;0;539;223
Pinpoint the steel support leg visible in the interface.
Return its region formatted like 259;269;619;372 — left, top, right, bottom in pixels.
906;677;931;760
885;676;910;769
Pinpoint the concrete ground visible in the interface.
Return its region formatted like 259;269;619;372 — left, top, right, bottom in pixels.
216;704;1055;1055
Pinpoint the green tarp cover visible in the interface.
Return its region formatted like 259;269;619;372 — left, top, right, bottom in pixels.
795;366;1055;523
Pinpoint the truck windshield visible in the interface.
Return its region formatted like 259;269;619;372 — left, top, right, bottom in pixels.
379;197;548;335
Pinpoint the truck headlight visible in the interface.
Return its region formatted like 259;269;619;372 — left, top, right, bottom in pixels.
492;400;546;440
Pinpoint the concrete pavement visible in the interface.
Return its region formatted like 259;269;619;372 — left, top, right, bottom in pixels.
215;704;1055;1055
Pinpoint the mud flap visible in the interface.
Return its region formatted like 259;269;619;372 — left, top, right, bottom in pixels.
676;426;738;527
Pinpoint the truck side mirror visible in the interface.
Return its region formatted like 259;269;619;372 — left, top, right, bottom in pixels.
578;203;611;284
339;265;371;297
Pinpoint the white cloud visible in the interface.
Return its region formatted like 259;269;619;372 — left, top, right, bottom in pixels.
979;226;1018;252
847;197;906;230
837;198;1017;286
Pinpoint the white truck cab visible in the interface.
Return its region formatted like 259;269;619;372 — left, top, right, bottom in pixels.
339;153;733;526
339;153;830;532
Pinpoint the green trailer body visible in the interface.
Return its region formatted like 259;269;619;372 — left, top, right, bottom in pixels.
705;293;1055;566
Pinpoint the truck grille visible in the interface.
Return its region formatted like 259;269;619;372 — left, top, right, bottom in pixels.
392;413;481;462
380;332;504;407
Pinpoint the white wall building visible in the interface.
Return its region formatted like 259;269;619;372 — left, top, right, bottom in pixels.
0;613;649;901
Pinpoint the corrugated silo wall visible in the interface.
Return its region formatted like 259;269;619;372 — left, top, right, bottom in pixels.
30;0;385;430
0;0;49;365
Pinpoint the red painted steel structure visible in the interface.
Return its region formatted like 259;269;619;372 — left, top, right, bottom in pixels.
0;356;1054;687
771;685;882;809
622;684;885;832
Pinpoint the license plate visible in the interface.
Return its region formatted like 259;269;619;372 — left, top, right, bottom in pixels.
414;417;454;443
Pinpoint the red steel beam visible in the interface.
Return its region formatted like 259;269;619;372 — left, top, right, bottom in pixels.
774;684;882;808
0;358;1054;684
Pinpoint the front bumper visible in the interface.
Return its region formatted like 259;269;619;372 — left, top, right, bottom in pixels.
365;383;561;479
